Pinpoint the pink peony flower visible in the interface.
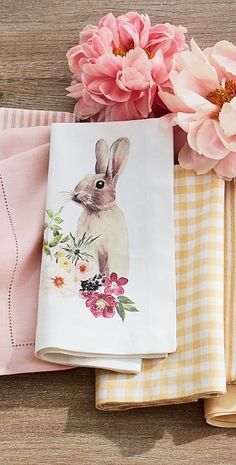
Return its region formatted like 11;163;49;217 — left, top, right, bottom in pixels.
160;39;236;180
85;292;118;318
66;12;187;121
103;272;128;295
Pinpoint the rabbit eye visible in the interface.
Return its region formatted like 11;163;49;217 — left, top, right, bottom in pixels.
96;180;105;189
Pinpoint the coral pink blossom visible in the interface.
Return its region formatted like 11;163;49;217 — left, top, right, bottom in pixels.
85;292;118;318
103;272;128;295
75;260;96;281
67;12;187;121
160;39;236;180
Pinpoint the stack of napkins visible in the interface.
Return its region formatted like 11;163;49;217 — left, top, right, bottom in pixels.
35;119;176;373
0;107;75;375
4;106;236;428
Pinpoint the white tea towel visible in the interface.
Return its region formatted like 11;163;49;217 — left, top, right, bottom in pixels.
35;119;176;373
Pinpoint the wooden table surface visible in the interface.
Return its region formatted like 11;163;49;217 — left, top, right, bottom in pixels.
1;1;236;464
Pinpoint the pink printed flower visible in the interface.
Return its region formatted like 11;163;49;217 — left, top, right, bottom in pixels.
79;290;93;300
66;12;187;121
75;260;97;281
103;272;128;295
160;39;236;180
85;292;118;318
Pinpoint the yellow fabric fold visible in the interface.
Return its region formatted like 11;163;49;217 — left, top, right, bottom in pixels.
205;385;236;427
205;181;236;427
96;166;226;410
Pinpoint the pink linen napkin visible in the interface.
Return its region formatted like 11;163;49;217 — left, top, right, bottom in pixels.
0;107;75;374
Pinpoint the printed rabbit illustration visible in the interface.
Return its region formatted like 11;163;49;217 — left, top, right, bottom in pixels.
72;137;130;278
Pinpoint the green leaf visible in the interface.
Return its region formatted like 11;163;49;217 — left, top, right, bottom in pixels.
81;232;87;243
46;208;54;218
53;229;60;237
70;233;76;246
55;206;63;216
54;217;63;224
50;224;62;231
49;234;62;247
123;305;139;312
43;222;49;230
43;244;51;255
117;296;134;305
81;252;94;259
116;303;125;322
85;234;101;245
60;235;70;243
84;234;92;244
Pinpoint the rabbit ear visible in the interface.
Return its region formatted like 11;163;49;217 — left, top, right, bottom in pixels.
109;137;130;185
95;139;109;174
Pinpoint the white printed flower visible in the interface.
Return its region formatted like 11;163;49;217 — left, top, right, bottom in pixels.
41;263;77;298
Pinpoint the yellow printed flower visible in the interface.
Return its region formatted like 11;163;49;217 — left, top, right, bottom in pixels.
56;251;72;272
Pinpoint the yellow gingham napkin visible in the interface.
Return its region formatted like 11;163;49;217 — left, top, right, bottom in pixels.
96;166;226;410
205;182;236;427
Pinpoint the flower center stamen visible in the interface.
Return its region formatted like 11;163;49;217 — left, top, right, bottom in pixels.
113;40;154;59
113;39;134;57
96;299;107;309
79;264;87;272
52;276;65;288
206;80;236;119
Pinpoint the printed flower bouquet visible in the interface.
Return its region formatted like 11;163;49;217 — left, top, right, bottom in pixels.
42;207;138;321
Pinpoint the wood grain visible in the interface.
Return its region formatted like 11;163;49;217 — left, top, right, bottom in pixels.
1;1;236;463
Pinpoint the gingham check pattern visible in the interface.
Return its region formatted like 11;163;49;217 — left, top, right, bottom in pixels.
205;181;236;426
96;166;226;410
224;181;236;384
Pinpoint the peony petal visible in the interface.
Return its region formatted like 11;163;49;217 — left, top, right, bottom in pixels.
214;119;236;152
187;121;202;151
159;112;177;128
74;94;104;120
196;119;229;159
190;38;208;63
158;89;191;113
219;97;236;137
99;80;130;102
211;40;236;77
174;65;218;99
214;151;236;180
178;141;217;174
107;100;141;121
176;88;214;111
135;90;153;118
99;12;120;48
80;24;99;43
92;27;113;55
177;112;197;132
66;82;84;99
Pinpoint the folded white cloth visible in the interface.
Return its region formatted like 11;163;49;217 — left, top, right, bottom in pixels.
35;118;176;373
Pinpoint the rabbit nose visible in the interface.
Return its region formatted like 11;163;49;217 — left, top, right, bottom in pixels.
72;192;82;204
